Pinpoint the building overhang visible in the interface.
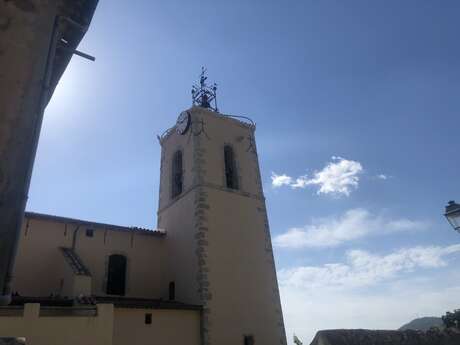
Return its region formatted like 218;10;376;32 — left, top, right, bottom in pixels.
9;296;202;312
47;0;99;102
25;212;165;237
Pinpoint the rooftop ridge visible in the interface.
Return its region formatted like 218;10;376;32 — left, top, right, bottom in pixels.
24;211;165;237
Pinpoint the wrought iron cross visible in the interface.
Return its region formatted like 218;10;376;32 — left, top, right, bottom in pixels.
192;67;218;112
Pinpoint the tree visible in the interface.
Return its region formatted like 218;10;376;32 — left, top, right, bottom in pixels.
442;309;460;329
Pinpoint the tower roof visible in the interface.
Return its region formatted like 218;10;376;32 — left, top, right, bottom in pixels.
192;67;218;112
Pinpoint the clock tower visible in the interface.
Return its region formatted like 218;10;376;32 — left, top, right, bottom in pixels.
157;69;287;345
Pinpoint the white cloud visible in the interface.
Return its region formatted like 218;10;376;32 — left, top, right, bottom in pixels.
277;245;460;344
377;174;388;180
273;208;428;249
271;157;363;196
303;157;363;196
386;219;426;231
271;173;293;187
278;244;460;289
291;175;310;189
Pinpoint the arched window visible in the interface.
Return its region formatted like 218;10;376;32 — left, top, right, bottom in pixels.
172;150;183;198
224;145;238;190
106;254;127;295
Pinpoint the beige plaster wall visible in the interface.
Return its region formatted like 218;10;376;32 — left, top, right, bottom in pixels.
0;304;113;345
157;193;199;304
0;304;200;345
75;224;166;298
204;189;285;345
113;308;201;345
13;218;71;296
59;250;79;297
57;260;92;296
13;216;166;299
73;275;92;296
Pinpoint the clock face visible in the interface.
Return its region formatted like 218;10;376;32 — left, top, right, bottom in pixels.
176;111;191;135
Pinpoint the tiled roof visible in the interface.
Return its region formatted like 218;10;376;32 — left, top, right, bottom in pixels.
93;296;202;311
10;296;201;311
25;212;165;237
10;296;73;307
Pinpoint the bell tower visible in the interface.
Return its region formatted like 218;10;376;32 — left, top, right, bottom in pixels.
157;70;286;345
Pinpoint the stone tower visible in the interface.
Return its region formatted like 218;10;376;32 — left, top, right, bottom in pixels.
157;74;286;345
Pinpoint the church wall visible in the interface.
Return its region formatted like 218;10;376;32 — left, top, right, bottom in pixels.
112;308;200;345
59;251;82;297
75;225;166;298
72;275;92;296
157;187;200;304
13;217;72;296
13;216;167;299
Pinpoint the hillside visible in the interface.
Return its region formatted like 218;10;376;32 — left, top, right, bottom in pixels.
399;317;444;331
310;328;460;345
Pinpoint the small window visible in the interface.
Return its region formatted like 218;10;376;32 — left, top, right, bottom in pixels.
172;150;183;198
169;281;175;301
224;145;238;190
86;229;94;237
244;335;255;345
145;313;152;325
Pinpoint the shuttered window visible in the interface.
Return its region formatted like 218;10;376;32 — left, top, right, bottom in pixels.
172;150;183;198
224;145;238;190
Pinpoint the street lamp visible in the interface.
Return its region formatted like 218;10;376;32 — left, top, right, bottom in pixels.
444;200;460;233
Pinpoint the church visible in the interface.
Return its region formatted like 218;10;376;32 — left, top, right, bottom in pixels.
0;73;287;345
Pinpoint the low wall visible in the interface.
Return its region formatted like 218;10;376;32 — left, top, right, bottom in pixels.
0;304;113;345
113;308;201;345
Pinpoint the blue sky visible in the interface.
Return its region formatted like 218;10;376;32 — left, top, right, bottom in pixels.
28;1;460;343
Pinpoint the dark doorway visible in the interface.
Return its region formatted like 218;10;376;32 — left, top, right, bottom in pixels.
106;254;127;295
169;281;175;300
244;335;255;345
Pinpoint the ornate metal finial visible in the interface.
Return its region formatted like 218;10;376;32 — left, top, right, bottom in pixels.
192;67;218;112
